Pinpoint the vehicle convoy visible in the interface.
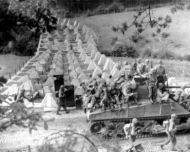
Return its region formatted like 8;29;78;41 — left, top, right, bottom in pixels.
88;78;190;139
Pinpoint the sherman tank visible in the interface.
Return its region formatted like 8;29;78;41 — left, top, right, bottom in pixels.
88;78;190;139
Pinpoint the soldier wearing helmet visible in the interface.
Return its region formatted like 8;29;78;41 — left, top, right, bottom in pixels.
147;68;157;103
123;118;138;150
161;114;177;151
155;60;167;84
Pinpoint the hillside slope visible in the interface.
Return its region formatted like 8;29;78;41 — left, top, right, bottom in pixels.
80;6;190;56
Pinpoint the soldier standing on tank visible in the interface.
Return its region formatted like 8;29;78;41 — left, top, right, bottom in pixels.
100;85;110;111
109;82;121;109
155;60;167;85
160;114;177;151
147;68;157;103
122;75;138;106
123;118;138;151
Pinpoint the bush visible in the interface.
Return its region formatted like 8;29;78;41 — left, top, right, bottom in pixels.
111;42;139;57
25;39;38;56
101;50;112;56
89;2;125;16
107;2;125;13
184;54;190;61
0;76;7;84
111;37;118;46
152;50;177;59
140;48;152;58
13;35;38;56
93;4;108;15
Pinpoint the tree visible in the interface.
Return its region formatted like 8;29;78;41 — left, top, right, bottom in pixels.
0;0;57;55
111;0;186;58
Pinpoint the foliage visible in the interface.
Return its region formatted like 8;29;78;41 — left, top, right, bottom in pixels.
0;76;7;84
111;41;139;57
106;2;125;13
151;50;177;59
184;54;190;62
0;0;57;56
37;130;98;152
109;0;190;60
0;102;48;134
86;2;125;16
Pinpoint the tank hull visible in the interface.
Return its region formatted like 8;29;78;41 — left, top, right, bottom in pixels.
89;102;190;139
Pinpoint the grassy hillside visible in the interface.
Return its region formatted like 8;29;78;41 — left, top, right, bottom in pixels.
80;6;190;56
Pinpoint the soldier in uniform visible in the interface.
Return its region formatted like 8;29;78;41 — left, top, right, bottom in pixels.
147;68;157;103
160;114;177;151
109;82;121;109
16;88;27;103
129;62;136;76
123;118;138;151
96;73;105;86
144;59;152;74
155;60;167;85
57;85;69;115
122;75;138;106
100;85;110;111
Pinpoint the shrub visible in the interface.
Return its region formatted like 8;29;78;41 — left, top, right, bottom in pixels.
90;2;125;16
25;39;38;56
93;4;108;15
107;2;125;13
140;48;152;58
101;50;112;56
111;42;139;57
13;35;38;56
184;54;190;61
152;50;177;59
186;4;190;10
111;37;118;46
0;76;7;84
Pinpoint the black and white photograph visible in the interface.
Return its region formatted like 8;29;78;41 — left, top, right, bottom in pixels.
1;0;190;152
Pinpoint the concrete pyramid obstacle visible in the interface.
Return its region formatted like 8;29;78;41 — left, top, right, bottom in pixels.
87;61;96;71
98;55;106;66
40;92;58;112
92;66;102;78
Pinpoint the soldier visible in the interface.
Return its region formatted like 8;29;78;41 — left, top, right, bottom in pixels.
123;118;138;150
147;68;157;103
179;86;190;111
16;88;26;103
109;82;121;109
160;114;177;151
129;62;138;77
155;60;167;85
144;59;152;74
89;81;102;112
57;85;69;115
96;73;105;86
122;75;138;105
156;82;169;103
137;58;146;76
100;85;110;111
115;72;126;87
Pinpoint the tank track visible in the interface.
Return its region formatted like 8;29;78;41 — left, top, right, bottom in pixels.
90;117;190;140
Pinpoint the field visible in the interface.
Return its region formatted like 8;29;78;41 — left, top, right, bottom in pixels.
0;54;29;78
80;6;190;56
